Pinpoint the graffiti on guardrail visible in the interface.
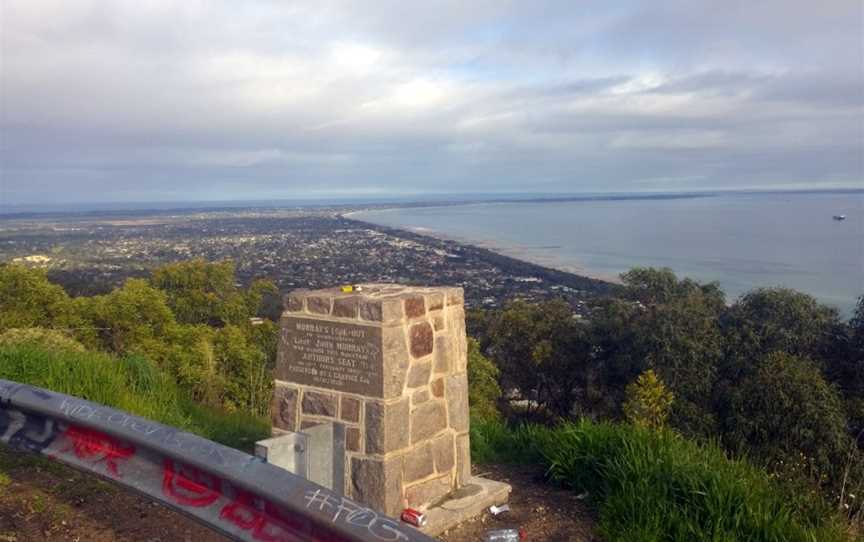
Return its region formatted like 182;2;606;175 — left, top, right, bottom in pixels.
0;380;434;542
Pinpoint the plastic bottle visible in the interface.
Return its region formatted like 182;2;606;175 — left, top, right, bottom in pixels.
482;528;524;541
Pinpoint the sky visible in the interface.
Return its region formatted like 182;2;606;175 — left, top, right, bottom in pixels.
1;0;862;205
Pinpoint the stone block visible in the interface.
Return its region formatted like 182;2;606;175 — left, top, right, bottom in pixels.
405;475;450;508
407;360;432;388
366;398;410;454
433;314;445;331
284;293;304;312
412;388;429;405
446;288;464;306
445;375;469;433
351;456;403;516
300;419;320;430
346;426;362;453
456;433;471;486
359;298;403;322
433;336;451;373
404;296;426;318
432;432;455;473
332;296;358;318
302;390;337;417
411;400;447;444
431;378;444;398
410;322;434;359
403;443;434;482
271;383;298;432
358;299;382;321
382;326;410;398
307;295;331;315
428;293;444;311
340;396;361;423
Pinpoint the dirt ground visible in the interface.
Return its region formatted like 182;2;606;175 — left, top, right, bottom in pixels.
0;450;596;541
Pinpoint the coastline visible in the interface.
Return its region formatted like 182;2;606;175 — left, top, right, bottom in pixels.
343;207;624;286
340;212;623;290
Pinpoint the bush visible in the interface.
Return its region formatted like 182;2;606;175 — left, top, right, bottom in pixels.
724;351;852;488
623;369;674;429
0;328;86;352
471;419;847;541
0;344;269;451
467;338;501;421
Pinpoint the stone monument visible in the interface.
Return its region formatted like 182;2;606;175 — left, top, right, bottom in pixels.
271;284;510;534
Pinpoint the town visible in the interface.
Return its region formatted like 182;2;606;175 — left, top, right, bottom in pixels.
0;207;614;316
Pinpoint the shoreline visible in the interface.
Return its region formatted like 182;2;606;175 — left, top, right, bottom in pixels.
342;208;624;286
340;213;623;290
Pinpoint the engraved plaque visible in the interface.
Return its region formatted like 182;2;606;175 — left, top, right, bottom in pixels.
278;317;383;396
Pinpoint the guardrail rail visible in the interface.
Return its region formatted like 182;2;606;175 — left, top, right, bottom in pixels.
0;379;435;542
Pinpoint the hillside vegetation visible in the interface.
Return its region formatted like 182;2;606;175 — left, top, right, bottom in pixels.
0;260;861;540
469;268;863;539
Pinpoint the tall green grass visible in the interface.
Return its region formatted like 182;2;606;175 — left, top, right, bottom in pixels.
471;417;849;542
0;345;269;451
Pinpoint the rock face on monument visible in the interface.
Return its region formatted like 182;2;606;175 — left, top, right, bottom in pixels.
272;284;472;517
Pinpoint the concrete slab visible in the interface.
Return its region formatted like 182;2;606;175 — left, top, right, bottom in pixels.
416;476;512;537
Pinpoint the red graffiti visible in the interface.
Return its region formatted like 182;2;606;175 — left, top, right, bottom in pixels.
61;426;135;478
161;461;346;542
162;458;221;507
221;491;311;542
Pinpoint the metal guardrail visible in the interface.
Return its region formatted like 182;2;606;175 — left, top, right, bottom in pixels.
0;379;436;542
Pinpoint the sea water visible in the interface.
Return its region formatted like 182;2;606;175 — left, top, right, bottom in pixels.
353;191;864;317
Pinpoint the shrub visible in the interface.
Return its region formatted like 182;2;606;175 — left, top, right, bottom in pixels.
467;338;501;421
724;351;851;486
471;419;847;541
0;328;86;352
0;344;269;451
623;369;674;429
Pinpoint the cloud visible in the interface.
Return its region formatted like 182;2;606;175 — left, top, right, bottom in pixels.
0;0;861;204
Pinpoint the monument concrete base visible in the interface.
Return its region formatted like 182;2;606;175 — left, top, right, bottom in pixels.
417;476;512;537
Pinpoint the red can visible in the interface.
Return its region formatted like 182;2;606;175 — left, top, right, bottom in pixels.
400;508;427;527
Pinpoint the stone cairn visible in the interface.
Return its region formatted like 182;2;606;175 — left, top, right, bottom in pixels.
271;284;471;517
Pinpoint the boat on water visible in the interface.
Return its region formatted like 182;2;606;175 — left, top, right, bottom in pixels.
833;215;847;221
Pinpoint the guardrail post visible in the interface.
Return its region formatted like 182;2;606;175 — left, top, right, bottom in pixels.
255;422;346;493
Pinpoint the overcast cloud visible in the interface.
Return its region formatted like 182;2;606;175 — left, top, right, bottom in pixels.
1;0;862;204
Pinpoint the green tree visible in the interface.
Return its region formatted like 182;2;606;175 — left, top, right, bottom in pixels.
150;259;253;327
724;351;850;484
213;325;271;416
0;264;82;332
486;300;594;418
621;267;725;310
590;268;724;436
623;369;674;429
467;338;501;421
721;288;838;377
81;278;177;360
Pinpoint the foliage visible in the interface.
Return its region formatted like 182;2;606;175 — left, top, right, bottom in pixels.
470;418;847;542
721;287;839;378
0;328;85;352
212;325;272;416
0;265;83;333
0;344;269;451
466;338;501;421
724;351;851;486
623;369;674;429
150;259;274;327
484;300;593;418
0;262;278;417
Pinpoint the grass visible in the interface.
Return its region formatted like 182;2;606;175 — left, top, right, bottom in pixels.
0;345;270;451
471;417;850;542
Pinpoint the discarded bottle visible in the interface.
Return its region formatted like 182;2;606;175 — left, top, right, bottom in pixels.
483;527;525;541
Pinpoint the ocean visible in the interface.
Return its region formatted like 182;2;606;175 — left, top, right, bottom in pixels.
352;191;864;317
